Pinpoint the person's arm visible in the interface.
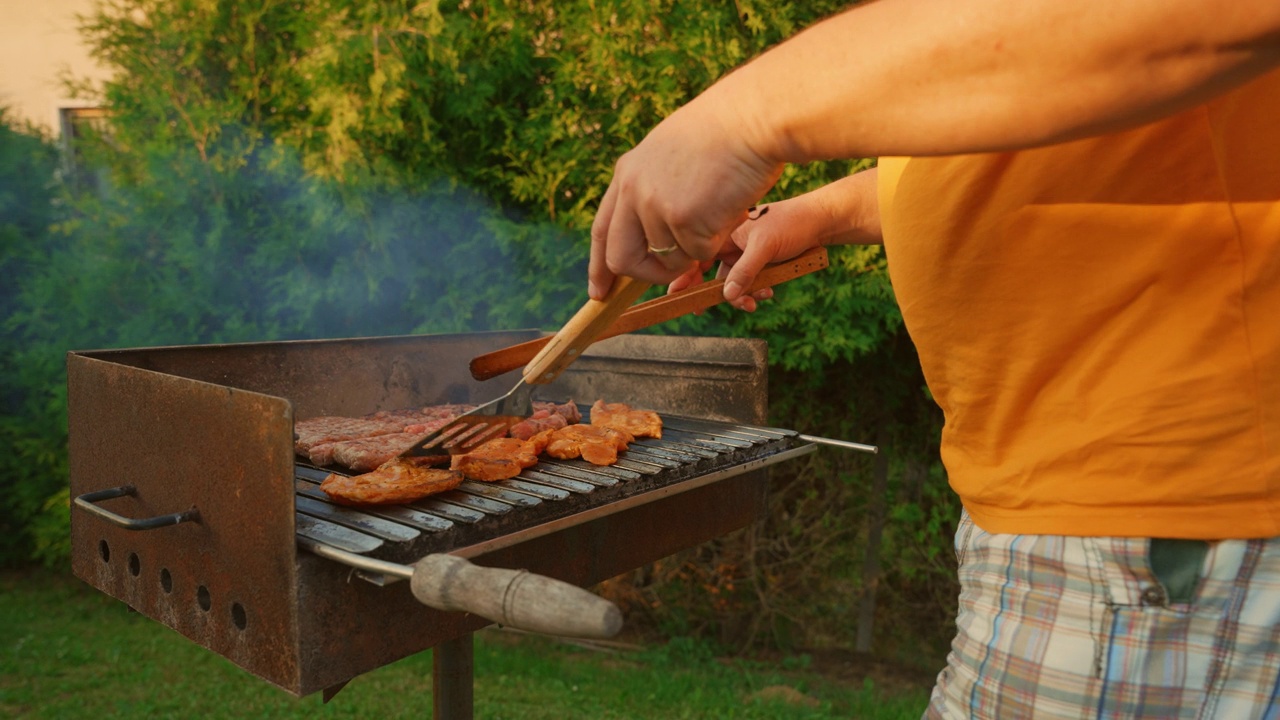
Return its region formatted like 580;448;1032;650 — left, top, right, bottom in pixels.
728;0;1280;161
588;0;1280;298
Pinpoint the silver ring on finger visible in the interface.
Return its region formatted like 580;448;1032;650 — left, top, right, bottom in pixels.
648;243;679;256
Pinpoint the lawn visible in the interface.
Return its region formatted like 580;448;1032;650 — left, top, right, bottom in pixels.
1;569;933;719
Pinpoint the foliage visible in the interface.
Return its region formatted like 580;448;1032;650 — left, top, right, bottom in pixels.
0;111;67;568
2;0;955;656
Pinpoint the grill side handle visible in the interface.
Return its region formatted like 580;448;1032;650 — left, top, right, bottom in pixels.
74;485;201;530
410;554;623;640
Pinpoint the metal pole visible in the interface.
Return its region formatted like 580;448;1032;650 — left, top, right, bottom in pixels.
433;633;474;720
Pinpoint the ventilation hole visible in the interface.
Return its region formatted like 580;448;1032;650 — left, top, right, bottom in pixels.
197;585;211;612
99;540;111;563
231;602;247;631
128;553;141;577
160;568;173;593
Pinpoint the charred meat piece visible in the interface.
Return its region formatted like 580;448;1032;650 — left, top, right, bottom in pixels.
365;404;476;428
541;424;634;466
450;437;541;482
320;458;463;506
329;432;448;472
294;416;406;465
510;400;582;439
509;409;569;440
297;406;474;469
533;400;582;424
590;400;662;439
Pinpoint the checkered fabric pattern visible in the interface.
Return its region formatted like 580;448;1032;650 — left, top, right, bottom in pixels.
926;512;1280;719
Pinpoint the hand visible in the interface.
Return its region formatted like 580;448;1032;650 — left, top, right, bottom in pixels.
665;205;796;313
668;170;884;311
588;91;785;300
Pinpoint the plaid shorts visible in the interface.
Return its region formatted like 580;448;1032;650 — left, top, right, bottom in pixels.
926;511;1280;719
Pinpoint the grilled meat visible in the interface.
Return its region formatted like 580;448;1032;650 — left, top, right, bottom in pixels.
296;406;473;469
509;409;569;440
294;416;406;465
328;432;449;472
541;424;634;466
535;400;582;424
590;400;662;439
450;437;542;482
320;457;463;506
510;400;582;439
365;404;476;429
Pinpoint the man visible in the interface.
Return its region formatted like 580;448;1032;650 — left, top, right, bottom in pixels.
586;1;1280;717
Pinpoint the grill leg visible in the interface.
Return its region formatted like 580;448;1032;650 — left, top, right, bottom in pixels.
433;633;474;720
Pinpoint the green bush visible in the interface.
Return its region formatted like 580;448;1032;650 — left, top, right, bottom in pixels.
0;111;68;568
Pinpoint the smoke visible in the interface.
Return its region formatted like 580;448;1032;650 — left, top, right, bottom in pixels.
18;127;591;357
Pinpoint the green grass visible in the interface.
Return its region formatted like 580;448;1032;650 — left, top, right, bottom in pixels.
1;569;931;719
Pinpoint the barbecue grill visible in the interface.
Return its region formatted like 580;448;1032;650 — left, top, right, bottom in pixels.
68;332;833;717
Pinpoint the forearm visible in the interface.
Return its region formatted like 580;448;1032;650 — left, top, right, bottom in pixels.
714;0;1280;161
792;168;883;246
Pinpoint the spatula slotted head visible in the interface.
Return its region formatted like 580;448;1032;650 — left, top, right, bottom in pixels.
401;414;525;457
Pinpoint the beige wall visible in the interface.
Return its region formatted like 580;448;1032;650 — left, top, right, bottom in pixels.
0;0;113;134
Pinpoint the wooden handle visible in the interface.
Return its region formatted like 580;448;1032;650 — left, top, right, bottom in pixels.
521;275;652;385
470;246;830;381
410;554;623;639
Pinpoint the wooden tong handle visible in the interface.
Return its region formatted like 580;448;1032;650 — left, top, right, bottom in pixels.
522;275;652;385
473;246;830;381
411;554;622;639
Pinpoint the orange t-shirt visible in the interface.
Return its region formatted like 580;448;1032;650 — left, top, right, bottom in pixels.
879;70;1280;539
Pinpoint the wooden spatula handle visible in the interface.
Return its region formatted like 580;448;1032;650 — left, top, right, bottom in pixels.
522;276;652;385
411;554;623;639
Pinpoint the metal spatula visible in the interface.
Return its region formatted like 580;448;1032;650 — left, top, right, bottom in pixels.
400;276;652;458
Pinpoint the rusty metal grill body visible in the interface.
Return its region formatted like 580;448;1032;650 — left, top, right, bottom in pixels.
68;333;813;697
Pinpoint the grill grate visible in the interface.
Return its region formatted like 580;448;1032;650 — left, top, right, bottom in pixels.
294;409;808;566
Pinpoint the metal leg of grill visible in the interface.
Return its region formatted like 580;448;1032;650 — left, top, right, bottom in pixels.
433;633;474;720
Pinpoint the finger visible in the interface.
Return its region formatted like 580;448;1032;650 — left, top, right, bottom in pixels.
605;197;688;285
668;262;707;294
638;211;693;274
721;239;778;301
589;182;620;300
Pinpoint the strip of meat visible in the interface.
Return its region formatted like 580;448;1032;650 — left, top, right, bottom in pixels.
320;458;463;506
450;437;541;482
590;400;662;439
542;424;634;466
297;405;474;468
329;432;451;472
294;416;406;464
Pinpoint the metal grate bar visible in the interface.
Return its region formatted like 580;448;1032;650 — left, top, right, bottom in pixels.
295;496;421;542
457;481;542;507
296;514;383;553
499;478;571;500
